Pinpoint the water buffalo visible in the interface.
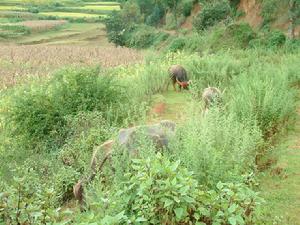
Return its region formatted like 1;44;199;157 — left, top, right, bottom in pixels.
202;87;222;113
73;120;176;208
168;65;190;91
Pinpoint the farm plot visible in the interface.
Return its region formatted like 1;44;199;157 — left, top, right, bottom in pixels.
76;5;120;11
0;45;143;89
39;12;105;18
0;6;25;11
17;20;67;31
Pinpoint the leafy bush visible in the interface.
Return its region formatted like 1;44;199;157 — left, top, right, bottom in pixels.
28;7;39;13
229;66;296;136
75;153;263;224
261;0;281;24
0;173;65;224
2;67;126;150
104;11;127;46
58;111;115;169
166;37;186;52
182;0;193;17
226;23;256;47
126;25;168;49
193;0;231;31
266;30;286;48
145;4;165;26
172;108;262;186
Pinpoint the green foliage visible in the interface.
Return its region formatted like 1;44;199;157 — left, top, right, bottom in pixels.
166;36;186;52
75;153;263;224
27;6;39;13
145;4;165;26
228;65;296;136
126;25;169;49
182;0;193;17
249;30;287;49
193;0;231;31
126;25;158;48
0;25;30;38
261;0;281;24
266;30;286;47
0;171;70;224
104;11;127;46
1;49;300;225
226;23;256;47
2;67;126;150
172;108;262;186
58;111;115;170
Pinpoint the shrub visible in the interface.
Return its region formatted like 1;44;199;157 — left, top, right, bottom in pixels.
171;108;262;186
104;11;127;46
28;7;39;13
166;37;186;52
266;30;286;48
3;67;126;150
0;173;63;224
182;0;193;17
228;65;296;136
261;0;281;24
193;0;231;31
58;111;116;170
226;23;256;48
145;4;165;26
127;25;167;49
75;154;263;224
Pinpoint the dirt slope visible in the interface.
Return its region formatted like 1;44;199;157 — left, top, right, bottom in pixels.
238;0;263;28
181;3;201;30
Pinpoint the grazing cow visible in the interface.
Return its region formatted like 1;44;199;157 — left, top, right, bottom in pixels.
73;120;176;208
168;65;190;91
202;87;222;114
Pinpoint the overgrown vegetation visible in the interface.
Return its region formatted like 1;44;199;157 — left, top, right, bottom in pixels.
1;0;300;224
1;48;299;224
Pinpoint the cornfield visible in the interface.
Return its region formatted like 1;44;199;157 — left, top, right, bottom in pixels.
0;45;143;89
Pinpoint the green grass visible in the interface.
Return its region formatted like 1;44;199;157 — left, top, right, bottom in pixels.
39;11;106;18
260;101;300;224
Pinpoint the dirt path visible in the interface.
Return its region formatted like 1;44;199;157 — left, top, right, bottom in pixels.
260;99;300;224
148;90;190;124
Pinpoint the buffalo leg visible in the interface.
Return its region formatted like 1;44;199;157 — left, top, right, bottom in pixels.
173;82;177;91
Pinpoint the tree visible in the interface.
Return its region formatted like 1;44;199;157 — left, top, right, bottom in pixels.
165;0;181;28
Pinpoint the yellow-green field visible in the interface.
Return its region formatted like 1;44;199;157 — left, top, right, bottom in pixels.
39;12;106;18
78;5;120;10
85;1;120;5
0;6;24;11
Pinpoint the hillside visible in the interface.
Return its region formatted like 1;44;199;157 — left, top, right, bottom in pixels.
0;1;300;225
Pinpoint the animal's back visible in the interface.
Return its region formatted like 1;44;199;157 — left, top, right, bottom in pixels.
168;65;188;82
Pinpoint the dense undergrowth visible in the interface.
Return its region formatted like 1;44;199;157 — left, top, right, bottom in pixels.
1;48;299;224
104;0;300;52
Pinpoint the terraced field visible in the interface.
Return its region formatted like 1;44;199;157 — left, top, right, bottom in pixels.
0;0;119;45
39;12;105;18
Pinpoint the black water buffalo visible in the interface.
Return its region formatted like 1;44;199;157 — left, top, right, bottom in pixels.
168;65;190;91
